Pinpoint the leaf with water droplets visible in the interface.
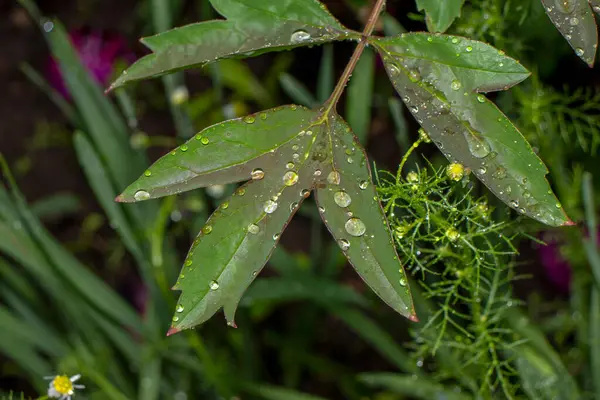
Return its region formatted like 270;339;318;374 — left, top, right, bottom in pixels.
162;112;318;330
373;33;572;226
116;105;314;202
118;104;417;330
109;0;356;90
314;115;416;321
541;0;597;67
416;0;465;33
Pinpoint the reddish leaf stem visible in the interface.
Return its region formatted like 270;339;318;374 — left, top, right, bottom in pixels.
325;0;386;111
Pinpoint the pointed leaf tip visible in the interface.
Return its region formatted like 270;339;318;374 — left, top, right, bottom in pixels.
114;194;125;203
564;219;577;227
409;313;419;322
166;327;180;336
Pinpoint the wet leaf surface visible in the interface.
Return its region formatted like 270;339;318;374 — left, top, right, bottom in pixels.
372;33;571;227
118;106;415;331
109;0;356;90
541;0;598;67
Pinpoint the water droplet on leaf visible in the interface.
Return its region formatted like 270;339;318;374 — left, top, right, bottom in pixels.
251;168;265;180
264;200;278;214
345;218;366;237
283;171;299;186
134;190;150;201
334;191;352;207
209;281;219;290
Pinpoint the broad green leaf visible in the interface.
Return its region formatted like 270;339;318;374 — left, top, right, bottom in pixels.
541;0;597;66
514;345;578;400
416;0;465;33
315;114;416;320
109;0;356;90
119;106;416;331
372;33;572;227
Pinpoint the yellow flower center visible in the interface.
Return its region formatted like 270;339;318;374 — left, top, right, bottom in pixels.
52;375;73;395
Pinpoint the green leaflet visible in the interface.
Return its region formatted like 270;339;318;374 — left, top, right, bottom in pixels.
315;115;415;320
109;0;357;90
372;33;572;227
541;0;598;67
416;0;465;33
118;106;415;331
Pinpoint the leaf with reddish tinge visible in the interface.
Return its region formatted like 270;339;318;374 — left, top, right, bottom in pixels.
541;0;598;67
118;105;416;332
372;33;572;227
109;0;357;90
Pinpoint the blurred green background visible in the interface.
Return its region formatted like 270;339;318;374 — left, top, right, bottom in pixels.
1;0;600;399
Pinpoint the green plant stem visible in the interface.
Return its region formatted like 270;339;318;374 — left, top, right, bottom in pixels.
325;0;385;111
396;138;423;183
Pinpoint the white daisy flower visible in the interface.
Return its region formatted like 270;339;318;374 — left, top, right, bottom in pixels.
45;374;85;399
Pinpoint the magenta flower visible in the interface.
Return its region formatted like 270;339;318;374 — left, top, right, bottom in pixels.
538;232;571;293
47;29;134;98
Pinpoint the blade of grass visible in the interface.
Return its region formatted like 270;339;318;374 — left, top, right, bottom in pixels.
345;47;374;144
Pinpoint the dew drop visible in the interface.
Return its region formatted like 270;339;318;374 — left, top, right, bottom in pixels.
289;202;299;211
556;203;562;208
292;153;300;160
264;200;278;214
134;190;150;201
345;218;366;237
569;17;579;26
301;189;310;198
202;225;213;234
477;167;487;174
318;206;325;213
201;137;210;145
251;168;265;180
314;169;322;176
43;20;55;33
172;316;179;322
359;180;369;189
273;233;281;240
221;201;229;209
492;167;507;179
339;239;350;250
243;116;255;124
144;170;152;177
327;171;341;185
510;200;519;208
408;69;421;82
248;224;260;234
451;37;459;44
334;191;352;207
283;171;299;186
286;162;295;169
465;134;491;158
477;94;485;103
292;144;299;151
180;144;189;152
209;280;220;290
176;304;184;312
291;29;311;43
260;112;267;120
400;278;407;287
450;80;462;91
466;46;473;52
347;157;354;164
575;47;585;57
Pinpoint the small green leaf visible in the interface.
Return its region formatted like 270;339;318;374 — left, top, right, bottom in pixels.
109;0;357;90
119;106;416;330
372;33;572;227
416;0;465;33
315;115;416;320
541;0;597;67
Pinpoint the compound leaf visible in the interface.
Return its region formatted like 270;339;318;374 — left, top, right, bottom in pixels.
416;0;465;33
109;0;356;90
119;105;416;331
541;0;597;67
372;33;572;227
315;114;416;320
